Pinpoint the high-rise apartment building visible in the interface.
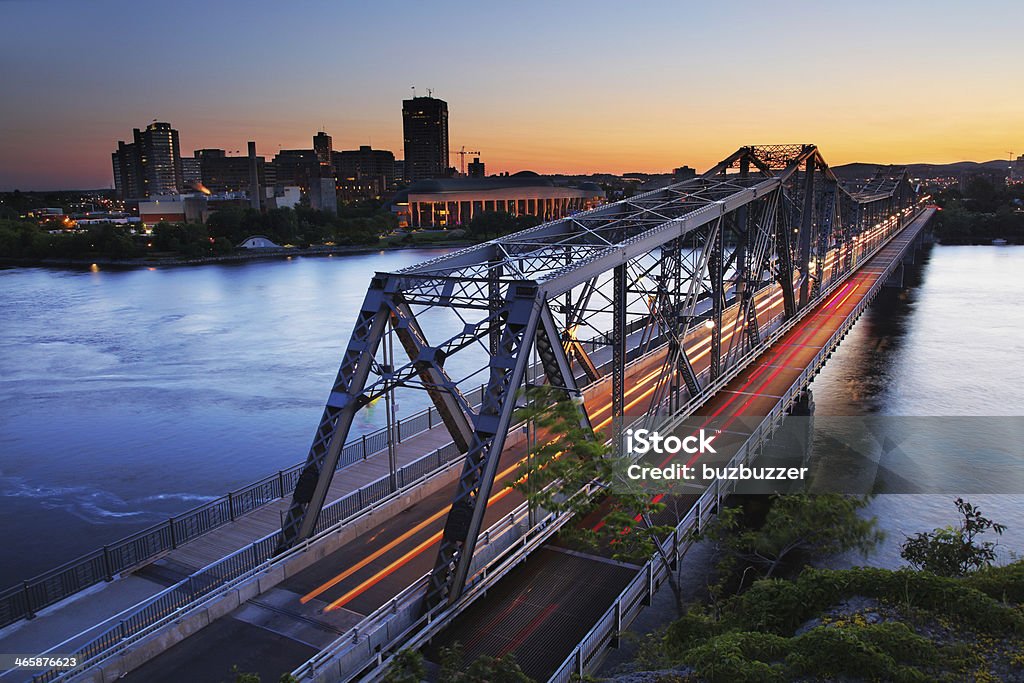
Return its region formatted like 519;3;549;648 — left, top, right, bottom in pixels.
111;140;144;199
313;131;333;170
402;96;449;181
110;121;183;198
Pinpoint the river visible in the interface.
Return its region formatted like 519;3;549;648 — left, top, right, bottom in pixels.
0;244;1021;589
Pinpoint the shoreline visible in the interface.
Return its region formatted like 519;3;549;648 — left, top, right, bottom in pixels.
0;240;475;270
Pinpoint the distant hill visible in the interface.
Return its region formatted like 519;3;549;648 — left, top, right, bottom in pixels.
832;160;1008;180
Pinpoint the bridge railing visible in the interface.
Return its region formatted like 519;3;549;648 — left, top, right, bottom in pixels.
31;436;469;683
289;497;561;683
0;254;762;631
0;382;498;629
548;207;929;682
1;305;686;631
19;206;927;673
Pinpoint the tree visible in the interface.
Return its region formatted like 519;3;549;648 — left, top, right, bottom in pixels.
438;643;532;683
900;497;1007;576
383;649;426;683
699;495;883;591
510;385;685;612
206;207;247;242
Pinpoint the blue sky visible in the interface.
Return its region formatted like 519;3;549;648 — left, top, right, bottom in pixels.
1;0;1022;189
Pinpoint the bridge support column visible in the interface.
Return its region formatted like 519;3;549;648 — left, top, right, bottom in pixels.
884;262;904;288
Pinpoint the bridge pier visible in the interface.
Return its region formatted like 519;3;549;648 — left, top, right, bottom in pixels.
883;261;904;288
787;388;814;417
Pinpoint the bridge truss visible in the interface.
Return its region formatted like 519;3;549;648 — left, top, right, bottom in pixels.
275;144;915;610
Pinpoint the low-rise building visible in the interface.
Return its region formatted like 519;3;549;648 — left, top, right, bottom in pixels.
138;195;208;228
391;175;605;229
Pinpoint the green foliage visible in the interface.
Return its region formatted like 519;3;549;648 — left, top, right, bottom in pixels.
643;562;1024;682
900;498;1007;576
784;622;936;683
383;648;426;683
509;385;609;517
726;566;1024;636
700;495;883;592
682;630;787;682
509;386;672;564
937;202;1024;242
153;220;208;253
437;643;533;682
964;560;1024;603
206;205;387;246
227;665;261;683
0;218;145;259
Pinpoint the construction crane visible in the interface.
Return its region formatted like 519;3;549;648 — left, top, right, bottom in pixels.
453;145;481;176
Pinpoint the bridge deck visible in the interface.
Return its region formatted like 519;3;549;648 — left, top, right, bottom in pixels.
109;210;929;683
426;208;934;681
115;339;681;682
8;208;930;683
0;290;689;680
0;389;456;677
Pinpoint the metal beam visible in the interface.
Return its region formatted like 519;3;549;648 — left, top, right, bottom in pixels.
798;156;816;308
277;281;390;551
390;298;475;453
426;283;543;608
611;264;627;448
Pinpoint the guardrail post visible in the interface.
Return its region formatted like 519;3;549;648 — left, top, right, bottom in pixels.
643;564;654;606
427;407;433;429
397;418;402;442
612;602;622;648
278;470;285;498
23;582;34;619
103;545;114;582
228;492;235;521
362;434;368;459
168;518;177;549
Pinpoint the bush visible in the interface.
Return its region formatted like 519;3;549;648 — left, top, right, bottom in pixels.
900;498;1006;576
726;566;1024;636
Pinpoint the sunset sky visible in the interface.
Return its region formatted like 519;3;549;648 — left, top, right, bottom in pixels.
1;0;1022;190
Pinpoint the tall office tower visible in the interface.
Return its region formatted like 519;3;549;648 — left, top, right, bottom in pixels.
111;140;144;199
402;96;449;181
136;122;183;196
313;131;333;170
111;122;183;198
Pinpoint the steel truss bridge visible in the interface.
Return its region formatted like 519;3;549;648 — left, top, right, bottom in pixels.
12;144;927;683
278;143;917;612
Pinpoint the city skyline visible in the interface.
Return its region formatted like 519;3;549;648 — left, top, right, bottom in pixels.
2;0;1023;190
